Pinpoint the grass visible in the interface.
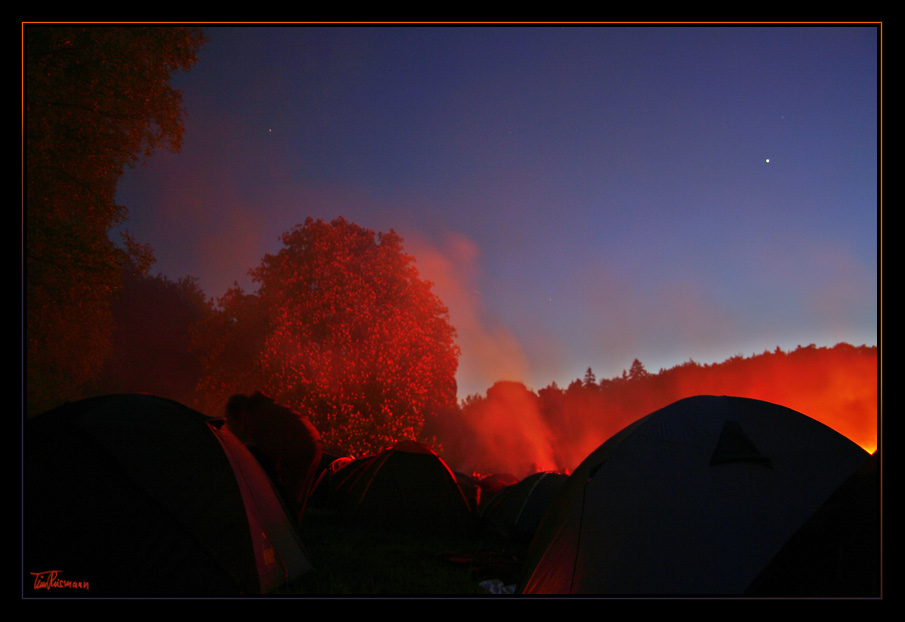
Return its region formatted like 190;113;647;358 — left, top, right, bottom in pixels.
276;508;528;596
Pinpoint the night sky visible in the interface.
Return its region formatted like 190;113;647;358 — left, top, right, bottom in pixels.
113;25;879;399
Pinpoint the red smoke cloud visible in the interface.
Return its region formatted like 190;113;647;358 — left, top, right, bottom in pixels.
403;230;533;399
455;381;558;479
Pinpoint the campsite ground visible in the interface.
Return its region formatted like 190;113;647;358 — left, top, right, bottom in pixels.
281;508;528;595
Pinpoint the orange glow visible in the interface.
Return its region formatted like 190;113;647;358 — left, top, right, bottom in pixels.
455;381;559;479
667;345;878;454
442;344;877;475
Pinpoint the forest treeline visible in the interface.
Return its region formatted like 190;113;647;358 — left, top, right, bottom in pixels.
429;343;877;477
81;264;877;474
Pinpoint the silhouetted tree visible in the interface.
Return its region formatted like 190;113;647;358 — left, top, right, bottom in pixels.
192;286;270;415
87;266;212;407
25;26;206;415
628;358;649;380
195;217;460;456
537;382;565;424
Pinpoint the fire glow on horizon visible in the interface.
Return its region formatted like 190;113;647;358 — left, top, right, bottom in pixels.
106;26;879;475
436;344;877;477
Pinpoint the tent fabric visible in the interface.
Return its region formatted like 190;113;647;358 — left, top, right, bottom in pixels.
210;421;312;592
313;453;376;511
309;454;355;509
335;440;473;537
224;392;323;527
480;472;568;540
520;395;871;595
745;451;880;596
24;394;311;595
453;471;481;514
478;473;519;502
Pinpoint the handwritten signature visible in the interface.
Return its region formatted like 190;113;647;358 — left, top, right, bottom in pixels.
31;570;89;591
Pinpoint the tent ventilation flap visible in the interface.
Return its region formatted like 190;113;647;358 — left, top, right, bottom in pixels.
710;420;772;468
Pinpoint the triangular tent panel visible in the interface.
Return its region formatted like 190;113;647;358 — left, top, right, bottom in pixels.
709;419;772;467
24;394;311;595
520;395;871;595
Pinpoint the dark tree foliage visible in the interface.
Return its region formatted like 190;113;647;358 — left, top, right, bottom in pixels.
195;217;461;456
86;267;212;408
628;358;649;380
192;286;271;414
25;26;206;416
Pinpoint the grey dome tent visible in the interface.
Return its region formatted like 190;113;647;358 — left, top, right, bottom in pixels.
520;395;871;595
24;394;311;596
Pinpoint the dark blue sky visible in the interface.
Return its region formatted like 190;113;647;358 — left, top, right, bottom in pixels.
115;25;879;398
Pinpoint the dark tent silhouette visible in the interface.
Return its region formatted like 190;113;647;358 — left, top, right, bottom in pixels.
520;395;871;595
309;454;355;509
480;471;568;541
453;471;481;514
745;450;880;596
335;440;473;537
476;472;519;508
24;394;311;595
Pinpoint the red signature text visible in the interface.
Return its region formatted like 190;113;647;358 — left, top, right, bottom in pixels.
31;570;89;591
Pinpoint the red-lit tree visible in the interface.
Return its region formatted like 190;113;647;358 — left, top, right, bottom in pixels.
195;217;460;456
25;26;206;416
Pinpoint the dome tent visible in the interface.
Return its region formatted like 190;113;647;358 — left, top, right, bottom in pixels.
745;450;879;596
479;471;568;541
520;395;871;595
336;440;473;537
24;394;311;596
